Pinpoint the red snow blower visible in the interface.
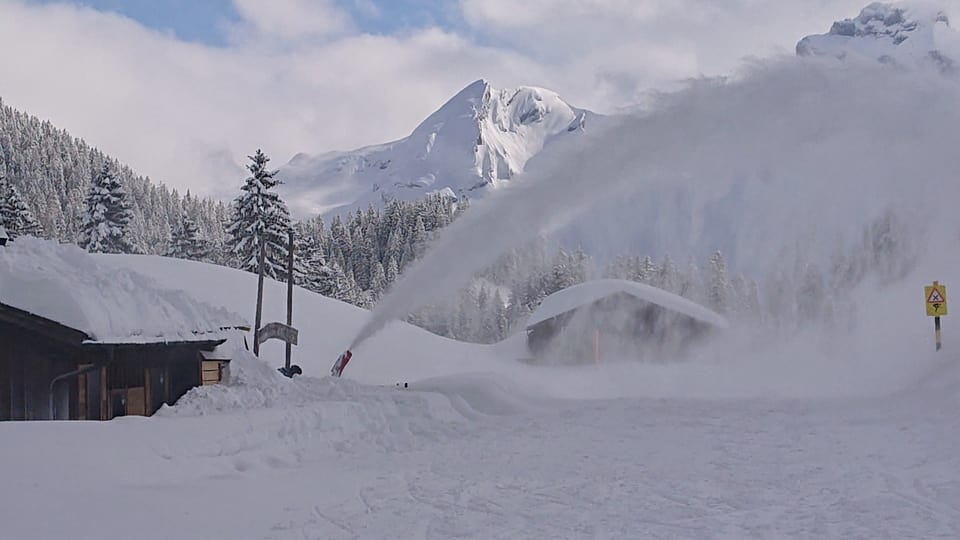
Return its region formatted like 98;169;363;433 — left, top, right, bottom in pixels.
330;350;353;377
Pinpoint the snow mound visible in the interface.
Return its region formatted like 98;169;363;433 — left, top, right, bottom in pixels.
797;2;959;71
167;347;545;419
0;237;246;343
281;79;597;218
157;347;549;460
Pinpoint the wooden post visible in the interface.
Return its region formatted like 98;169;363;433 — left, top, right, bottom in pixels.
935;316;942;351
285;229;295;371
100;366;108;421
253;239;266;356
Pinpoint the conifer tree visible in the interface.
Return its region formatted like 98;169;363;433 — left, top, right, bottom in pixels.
226;150;291;279
0;175;42;239
78;163;134;253
385;256;399;285
167;215;208;261
369;261;387;302
706;251;730;313
493;291;509;340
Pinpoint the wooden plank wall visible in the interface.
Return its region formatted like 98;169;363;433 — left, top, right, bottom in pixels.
0;342;9;421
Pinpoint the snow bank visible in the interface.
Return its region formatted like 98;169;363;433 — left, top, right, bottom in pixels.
0;237;246;343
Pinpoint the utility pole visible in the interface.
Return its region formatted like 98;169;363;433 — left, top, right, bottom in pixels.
253;239;266;356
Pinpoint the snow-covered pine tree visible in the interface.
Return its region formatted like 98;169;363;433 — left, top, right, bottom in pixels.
78;163;134;254
167;215;208;261
706;251;731;314
321;258;357;302
409;214;427;259
369;260;387;302
657;254;679;293
0;175;43;239
226;150;291;279
796;263;827;324
385;256;399;285
492;291;509;341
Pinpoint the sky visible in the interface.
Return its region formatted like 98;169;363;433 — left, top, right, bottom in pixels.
0;0;928;199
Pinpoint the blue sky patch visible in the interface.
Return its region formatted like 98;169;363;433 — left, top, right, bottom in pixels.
27;0;464;45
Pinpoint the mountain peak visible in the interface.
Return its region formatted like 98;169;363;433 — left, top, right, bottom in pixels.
797;2;957;70
281;80;597;218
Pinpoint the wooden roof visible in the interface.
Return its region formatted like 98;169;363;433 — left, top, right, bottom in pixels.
0;302;225;351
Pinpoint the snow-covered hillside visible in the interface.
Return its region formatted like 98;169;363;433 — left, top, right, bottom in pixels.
797;2;959;70
280;80;597;218
101;253;505;385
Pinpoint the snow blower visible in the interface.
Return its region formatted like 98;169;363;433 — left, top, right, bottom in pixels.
330;350;353;377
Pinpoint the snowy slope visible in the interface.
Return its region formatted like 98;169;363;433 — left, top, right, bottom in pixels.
280;80;597;218
101;253;510;384
797;2;960;70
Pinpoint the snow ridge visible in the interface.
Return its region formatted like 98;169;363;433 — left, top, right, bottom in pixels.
281;80;595;218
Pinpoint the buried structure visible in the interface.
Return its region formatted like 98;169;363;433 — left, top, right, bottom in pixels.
0;238;248;421
525;279;728;364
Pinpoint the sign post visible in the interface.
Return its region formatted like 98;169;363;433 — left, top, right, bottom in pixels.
925;281;948;351
285;229;295;372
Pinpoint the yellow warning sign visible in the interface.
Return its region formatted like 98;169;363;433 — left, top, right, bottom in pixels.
925;282;948;317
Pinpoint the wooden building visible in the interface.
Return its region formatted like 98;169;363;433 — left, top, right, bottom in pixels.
0;302;245;421
0;238;248;421
524;279;728;364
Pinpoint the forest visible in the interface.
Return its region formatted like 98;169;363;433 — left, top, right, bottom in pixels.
0;97;912;344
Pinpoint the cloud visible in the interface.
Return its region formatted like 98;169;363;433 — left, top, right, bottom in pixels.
460;0;906;105
0;0;542;198
228;0;353;44
1;0;953;202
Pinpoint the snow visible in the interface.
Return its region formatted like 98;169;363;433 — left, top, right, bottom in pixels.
0;237;246;343
280;80;598;218
6;6;960;535
797;1;959;70
101;252;490;385
525;278;728;329
1;252;959;538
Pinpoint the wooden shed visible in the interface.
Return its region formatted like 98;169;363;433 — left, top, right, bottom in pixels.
0;238;249;421
0;303;238;420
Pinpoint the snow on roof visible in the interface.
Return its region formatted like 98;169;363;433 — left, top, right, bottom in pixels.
0;237;248;344
526;279;728;330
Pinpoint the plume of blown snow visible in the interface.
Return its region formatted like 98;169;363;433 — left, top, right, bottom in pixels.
352;57;960;350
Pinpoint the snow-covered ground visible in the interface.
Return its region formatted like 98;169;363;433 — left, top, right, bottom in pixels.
2;254;958;539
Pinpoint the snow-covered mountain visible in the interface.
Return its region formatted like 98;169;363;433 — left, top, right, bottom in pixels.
797;2;959;71
281;79;598;218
